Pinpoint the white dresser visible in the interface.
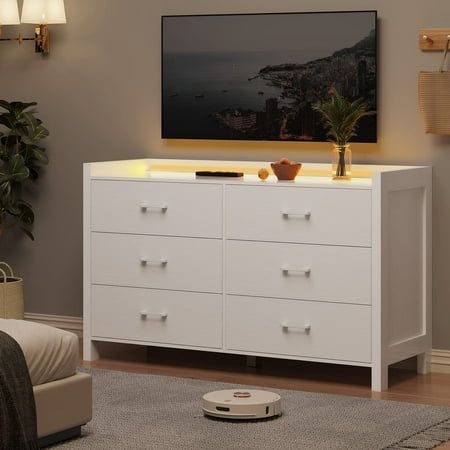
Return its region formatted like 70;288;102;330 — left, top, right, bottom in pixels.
83;159;432;391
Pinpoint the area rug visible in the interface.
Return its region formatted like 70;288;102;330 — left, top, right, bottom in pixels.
53;369;450;450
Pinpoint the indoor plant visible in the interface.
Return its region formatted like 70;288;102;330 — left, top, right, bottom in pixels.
0;100;49;240
313;88;375;180
0;100;49;319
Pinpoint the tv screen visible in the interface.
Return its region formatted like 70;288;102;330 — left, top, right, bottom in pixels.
162;11;377;142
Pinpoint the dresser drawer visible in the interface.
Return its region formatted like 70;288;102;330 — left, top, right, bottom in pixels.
91;285;222;349
226;185;371;246
226;241;371;305
226;296;371;363
91;180;222;238
91;233;222;293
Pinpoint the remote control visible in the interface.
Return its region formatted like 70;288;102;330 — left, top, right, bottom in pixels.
195;171;244;178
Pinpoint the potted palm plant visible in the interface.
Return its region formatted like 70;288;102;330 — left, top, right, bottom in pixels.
313;88;375;180
0;100;49;319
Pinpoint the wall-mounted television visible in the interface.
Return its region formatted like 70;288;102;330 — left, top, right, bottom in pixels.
162;11;377;142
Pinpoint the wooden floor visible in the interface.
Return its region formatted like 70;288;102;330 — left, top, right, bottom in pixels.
81;342;450;449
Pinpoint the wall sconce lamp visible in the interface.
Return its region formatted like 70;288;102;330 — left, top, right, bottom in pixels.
0;0;20;34
0;0;66;54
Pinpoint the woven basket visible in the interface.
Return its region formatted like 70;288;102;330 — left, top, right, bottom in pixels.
419;39;450;135
0;262;24;320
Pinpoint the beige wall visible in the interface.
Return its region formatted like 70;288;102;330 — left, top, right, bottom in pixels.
1;0;450;348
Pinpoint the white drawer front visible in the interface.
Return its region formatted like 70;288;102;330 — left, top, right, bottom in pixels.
226;241;371;305
91;180;222;238
226;296;371;363
226;185;371;246
92;285;222;349
91;233;222;293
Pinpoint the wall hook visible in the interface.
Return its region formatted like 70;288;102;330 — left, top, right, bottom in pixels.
419;28;450;51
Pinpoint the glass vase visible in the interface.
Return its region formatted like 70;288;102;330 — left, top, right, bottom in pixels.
332;144;351;180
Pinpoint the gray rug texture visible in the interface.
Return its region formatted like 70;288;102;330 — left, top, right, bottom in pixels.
53;369;450;450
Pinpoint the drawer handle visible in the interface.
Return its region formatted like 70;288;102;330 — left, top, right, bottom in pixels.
281;266;311;276
140;258;168;266
281;322;311;334
140;203;168;213
140;310;168;320
281;210;311;220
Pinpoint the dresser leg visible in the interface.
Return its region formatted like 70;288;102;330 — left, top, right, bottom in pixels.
83;340;99;361
417;352;430;374
371;364;388;392
246;356;257;368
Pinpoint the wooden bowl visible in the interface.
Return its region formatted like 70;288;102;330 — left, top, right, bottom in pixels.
271;163;302;181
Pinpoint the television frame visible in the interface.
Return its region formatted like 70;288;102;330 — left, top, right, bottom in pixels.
161;10;378;143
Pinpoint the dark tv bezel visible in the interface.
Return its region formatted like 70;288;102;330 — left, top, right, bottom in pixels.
161;10;378;143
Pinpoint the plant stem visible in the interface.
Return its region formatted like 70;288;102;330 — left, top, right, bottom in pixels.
336;148;347;177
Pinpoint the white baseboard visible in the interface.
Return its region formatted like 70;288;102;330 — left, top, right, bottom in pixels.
21;313;450;374
24;313;83;338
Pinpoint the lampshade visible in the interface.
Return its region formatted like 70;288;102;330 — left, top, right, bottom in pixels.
0;0;20;25
21;0;66;25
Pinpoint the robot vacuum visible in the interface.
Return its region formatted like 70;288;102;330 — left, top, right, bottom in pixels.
202;389;282;420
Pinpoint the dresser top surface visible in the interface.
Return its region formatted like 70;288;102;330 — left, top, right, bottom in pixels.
85;159;428;190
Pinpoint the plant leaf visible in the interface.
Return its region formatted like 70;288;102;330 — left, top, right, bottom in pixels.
20;125;49;144
313;87;375;145
0;100;12;112
20;227;34;241
30;148;49;165
17;201;34;225
6;205;21;216
0;113;19;130
28;166;40;181
5;154;30;182
9;102;38;117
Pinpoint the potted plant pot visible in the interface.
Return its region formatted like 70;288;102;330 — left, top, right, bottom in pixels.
332;144;352;180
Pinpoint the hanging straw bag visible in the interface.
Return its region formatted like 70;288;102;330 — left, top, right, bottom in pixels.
419;38;450;134
0;262;24;320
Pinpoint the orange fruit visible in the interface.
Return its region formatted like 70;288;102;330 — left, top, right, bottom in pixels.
258;168;269;180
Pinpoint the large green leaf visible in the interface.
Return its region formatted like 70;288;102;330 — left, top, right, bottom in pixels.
9;102;37;117
0;181;11;200
0;113;19;131
6;205;21;216
22;111;39;130
8;154;29;180
17;201;34;225
31;147;49;165
21;144;47;166
0;100;12;112
21;125;49;144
